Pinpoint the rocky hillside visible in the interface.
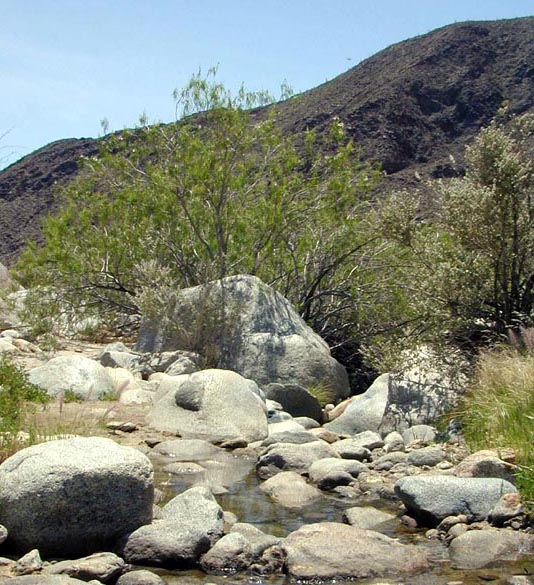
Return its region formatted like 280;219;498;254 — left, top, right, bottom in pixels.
1;16;534;265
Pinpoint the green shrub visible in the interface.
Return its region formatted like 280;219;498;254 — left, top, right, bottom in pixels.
0;356;50;461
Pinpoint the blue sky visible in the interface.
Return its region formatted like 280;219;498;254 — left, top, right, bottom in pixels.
2;0;533;168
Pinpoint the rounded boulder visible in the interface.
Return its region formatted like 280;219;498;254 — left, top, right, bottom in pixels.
0;437;154;557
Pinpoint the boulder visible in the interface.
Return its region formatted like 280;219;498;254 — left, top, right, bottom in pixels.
118;486;224;568
28;355;115;400
402;424;437;444
449;528;534;569
379;348;467;433
406;446;445;467
99;351;139;370
260;471;323;508
200;533;254;574
256;441;338;479
324;374;389;435
261;430;319;447
45;552;126;583
136;275;349;400
454;450;515;482
308;458;367;490
229;523;281;557
146;369;268;444
263;383;323;422
395;476;517;526
116;571;166;585
282;522;429;580
343;506;396;530
0;437;153;557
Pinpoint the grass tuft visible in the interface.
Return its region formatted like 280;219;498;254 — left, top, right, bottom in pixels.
459;346;534;507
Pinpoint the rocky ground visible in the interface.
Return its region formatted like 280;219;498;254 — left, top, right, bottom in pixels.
0;327;534;585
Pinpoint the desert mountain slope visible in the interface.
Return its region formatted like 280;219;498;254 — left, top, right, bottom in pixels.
1;17;533;264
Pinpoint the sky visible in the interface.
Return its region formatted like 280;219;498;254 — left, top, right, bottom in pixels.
2;0;533;169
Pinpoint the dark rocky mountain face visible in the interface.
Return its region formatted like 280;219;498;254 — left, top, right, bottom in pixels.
1;17;533;265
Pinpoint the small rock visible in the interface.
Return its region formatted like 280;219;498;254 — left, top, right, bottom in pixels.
106;421;138;433
406;446;445;467
383;431;405;453
45;552;127;583
0;524;8;545
116;570;166;585
402;425;437;444
200;533;253;574
13;549;43;576
343;506;396;530
488;493;524;527
260;471;322;508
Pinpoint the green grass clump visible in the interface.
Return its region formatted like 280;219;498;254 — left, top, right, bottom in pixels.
0;355;51;461
460;346;534;507
306;382;338;407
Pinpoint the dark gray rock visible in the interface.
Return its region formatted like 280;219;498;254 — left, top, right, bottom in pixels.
136;275;349;400
395;476;518;526
0;437;153;557
282;522;429;580
147;369;268;443
264;383;323;422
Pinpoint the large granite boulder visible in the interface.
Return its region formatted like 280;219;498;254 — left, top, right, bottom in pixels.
395;476;517;526
28;355;115;400
0;437;154;557
146;369;268;444
136;275;349;400
281;522;429;580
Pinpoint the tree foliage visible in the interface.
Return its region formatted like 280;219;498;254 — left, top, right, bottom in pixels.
17;71;386;379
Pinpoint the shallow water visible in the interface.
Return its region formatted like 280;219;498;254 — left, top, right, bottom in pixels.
150;452;534;585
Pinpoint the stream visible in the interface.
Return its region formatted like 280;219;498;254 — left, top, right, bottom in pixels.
148;451;534;585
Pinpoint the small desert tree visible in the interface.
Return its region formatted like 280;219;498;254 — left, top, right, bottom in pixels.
16;70;382;364
372;109;534;366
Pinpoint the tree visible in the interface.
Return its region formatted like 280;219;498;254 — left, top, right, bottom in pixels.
16;71;383;375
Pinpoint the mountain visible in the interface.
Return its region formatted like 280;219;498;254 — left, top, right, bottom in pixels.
1;16;534;265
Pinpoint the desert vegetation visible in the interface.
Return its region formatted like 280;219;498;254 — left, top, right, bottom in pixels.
7;71;534;505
